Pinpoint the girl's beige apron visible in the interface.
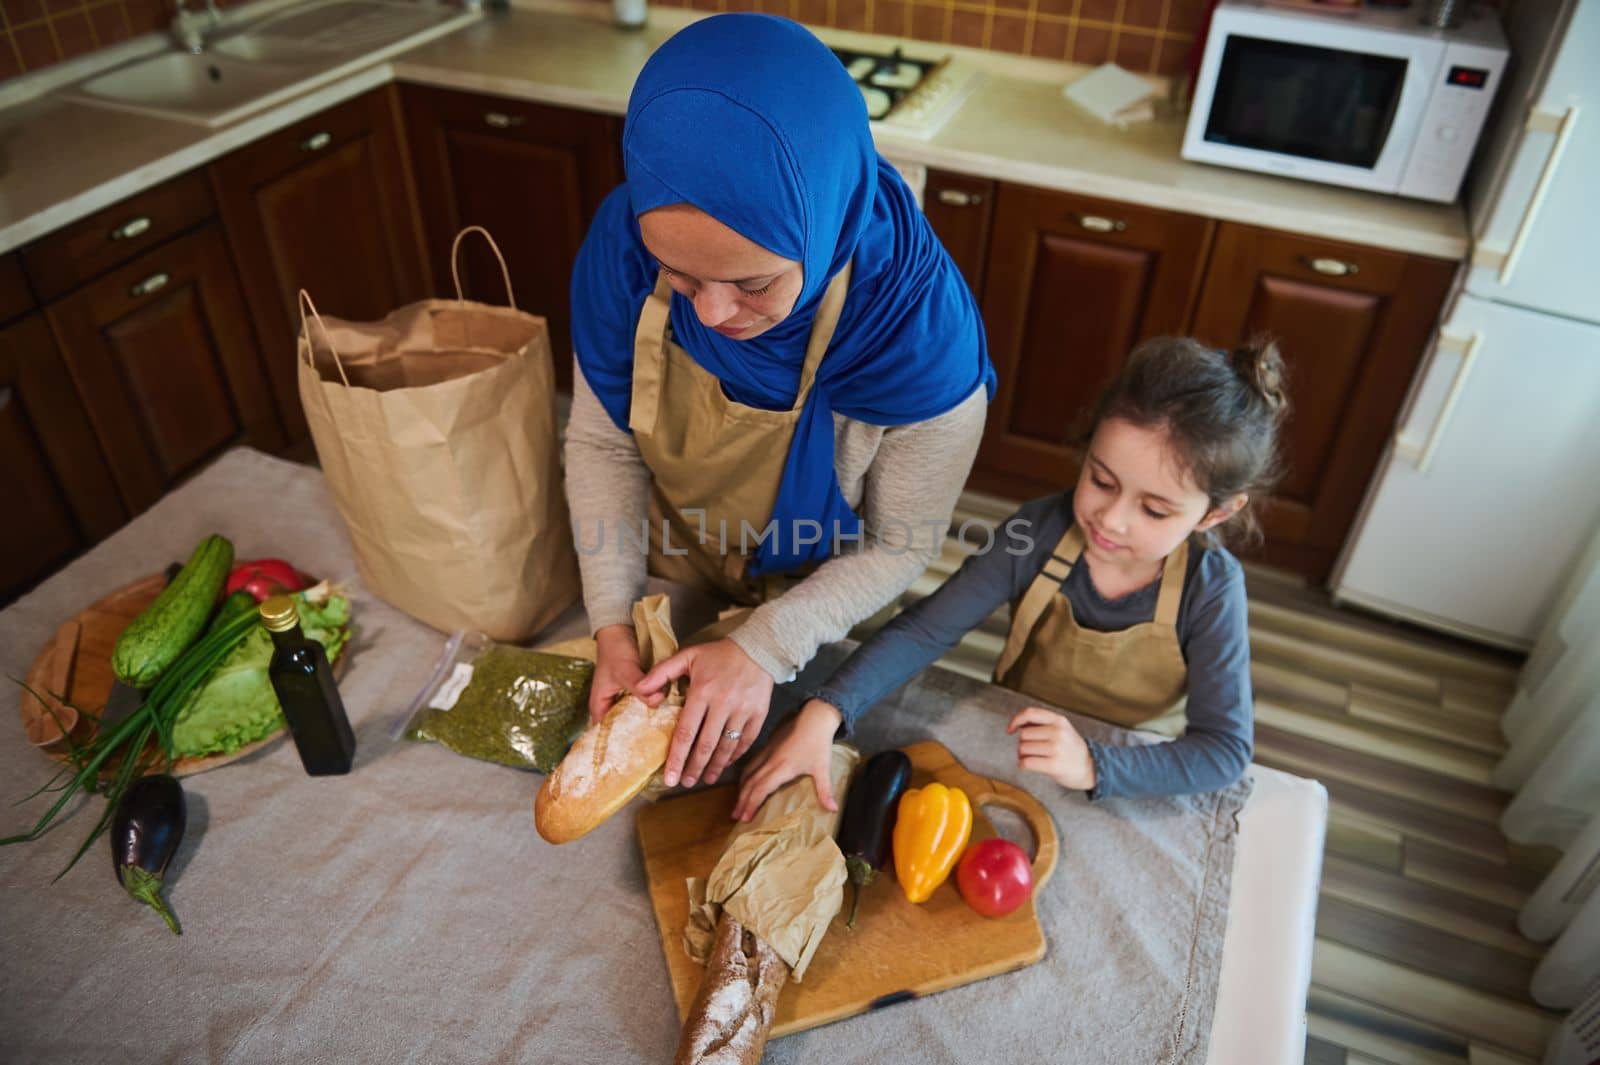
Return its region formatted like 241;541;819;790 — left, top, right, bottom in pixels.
627;265;851;619
993;525;1191;737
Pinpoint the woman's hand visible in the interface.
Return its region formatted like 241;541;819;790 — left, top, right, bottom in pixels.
733;699;843;822
634;638;775;789
1006;706;1096;791
590;624;645;723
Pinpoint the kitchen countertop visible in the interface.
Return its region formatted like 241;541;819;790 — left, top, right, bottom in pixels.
0;1;1471;259
0;446;1328;1064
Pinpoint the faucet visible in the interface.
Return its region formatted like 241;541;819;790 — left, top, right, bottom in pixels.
170;0;222;54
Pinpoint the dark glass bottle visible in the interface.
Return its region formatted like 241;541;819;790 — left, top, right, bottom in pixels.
261;595;356;776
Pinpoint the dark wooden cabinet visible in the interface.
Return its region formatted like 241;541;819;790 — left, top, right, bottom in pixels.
211;86;431;443
1188;223;1456;581
925;169;996;297
46;223;283;516
971;184;1215;500
403;83;624;393
0;313;126;602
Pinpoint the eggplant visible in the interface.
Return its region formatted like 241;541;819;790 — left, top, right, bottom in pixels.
110;774;186;935
836;749;912;927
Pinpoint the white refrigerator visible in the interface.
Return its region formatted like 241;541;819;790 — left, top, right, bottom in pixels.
1331;0;1600;650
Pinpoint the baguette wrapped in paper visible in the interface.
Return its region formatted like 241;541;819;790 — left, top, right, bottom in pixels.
684;743;859;980
534;595;685;844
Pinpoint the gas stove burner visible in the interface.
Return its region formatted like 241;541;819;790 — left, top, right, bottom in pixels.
831;45;941;121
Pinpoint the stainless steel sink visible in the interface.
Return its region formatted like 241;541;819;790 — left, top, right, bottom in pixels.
65;0;476;127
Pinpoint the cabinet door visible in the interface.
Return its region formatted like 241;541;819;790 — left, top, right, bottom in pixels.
0;314;126;602
925;170;996;297
404;84;624;393
211;86;431;443
1189;223;1456;582
972;184;1214;499
48;224;283;516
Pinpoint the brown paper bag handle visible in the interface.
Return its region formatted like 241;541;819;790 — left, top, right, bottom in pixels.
297;289;351;388
450;225;518;310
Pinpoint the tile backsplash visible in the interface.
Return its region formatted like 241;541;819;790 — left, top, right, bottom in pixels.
0;0;246;81
3;0;1205;84
626;0;1214;76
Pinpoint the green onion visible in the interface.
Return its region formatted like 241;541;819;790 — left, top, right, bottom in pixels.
3;609;262;879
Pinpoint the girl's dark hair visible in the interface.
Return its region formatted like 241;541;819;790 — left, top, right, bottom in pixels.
1080;336;1290;549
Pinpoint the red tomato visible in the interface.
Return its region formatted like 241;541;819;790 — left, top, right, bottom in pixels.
955;838;1033;918
225;559;307;602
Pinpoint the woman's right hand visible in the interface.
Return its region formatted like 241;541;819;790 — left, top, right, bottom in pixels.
732;699;844;822
590;623;645;723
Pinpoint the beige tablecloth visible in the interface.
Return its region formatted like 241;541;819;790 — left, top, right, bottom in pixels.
0;448;1323;1064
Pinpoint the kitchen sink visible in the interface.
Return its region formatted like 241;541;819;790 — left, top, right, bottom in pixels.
73;52;308;126
65;0;476;127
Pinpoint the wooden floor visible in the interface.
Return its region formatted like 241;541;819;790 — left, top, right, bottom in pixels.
876;492;1565;1065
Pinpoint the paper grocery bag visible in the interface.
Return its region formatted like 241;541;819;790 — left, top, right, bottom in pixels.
296;226;579;641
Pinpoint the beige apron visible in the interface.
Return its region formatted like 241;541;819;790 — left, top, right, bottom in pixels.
993;525;1191;737
629;264;853;609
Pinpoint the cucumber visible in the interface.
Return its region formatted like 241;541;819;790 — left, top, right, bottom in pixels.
112;534;235;688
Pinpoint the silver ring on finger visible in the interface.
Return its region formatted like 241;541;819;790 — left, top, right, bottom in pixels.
722;728;743;742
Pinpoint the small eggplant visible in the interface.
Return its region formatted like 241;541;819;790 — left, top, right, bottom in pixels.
110;774;186;935
835;749;912;928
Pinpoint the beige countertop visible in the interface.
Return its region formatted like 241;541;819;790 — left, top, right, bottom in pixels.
0;2;1471;260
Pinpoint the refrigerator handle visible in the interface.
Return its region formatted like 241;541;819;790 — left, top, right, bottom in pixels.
1410;330;1484;474
1477;106;1581;284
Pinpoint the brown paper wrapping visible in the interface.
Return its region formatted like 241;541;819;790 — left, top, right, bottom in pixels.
296;228;579;642
684;744;860;981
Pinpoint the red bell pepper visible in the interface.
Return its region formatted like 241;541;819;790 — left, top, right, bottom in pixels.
224;558;307;602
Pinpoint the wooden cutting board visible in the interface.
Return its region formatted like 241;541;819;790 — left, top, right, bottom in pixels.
19;573;302;777
637;739;1060;1038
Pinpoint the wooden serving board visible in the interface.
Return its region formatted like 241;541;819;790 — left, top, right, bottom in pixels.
19;573;298;778
637;740;1060;1038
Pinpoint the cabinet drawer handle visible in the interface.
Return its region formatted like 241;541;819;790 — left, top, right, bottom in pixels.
129;271;170;298
0;385;10;411
484;112;525;129
936;188;983;207
1302;255;1359;277
109;215;152;241
300;131;332;152
1075;214;1126;233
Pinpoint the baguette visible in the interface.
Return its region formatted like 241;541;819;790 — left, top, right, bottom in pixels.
674;912;789;1065
534;691;679;844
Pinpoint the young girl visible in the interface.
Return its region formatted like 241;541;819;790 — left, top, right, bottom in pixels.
733;337;1288;818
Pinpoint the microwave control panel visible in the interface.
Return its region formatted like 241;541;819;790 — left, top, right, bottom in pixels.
1399;40;1510;201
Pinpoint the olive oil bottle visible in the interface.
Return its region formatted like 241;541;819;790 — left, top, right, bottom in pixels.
261;595;356;775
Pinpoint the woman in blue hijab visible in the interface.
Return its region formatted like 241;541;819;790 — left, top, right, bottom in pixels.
566;13;993;798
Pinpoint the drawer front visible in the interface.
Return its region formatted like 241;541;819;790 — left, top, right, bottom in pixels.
22;170;216;303
0;254;34;324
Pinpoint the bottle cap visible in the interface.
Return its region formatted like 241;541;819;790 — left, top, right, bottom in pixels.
259;595;299;633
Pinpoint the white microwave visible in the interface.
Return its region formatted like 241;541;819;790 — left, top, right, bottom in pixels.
1182;0;1509;202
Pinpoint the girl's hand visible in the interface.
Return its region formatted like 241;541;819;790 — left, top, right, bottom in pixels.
634;638;775;789
733;700;843;822
1006;706;1096;791
590;624;645;723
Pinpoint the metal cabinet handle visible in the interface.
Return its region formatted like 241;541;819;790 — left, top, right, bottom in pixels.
129;272;170;298
300;131;332;152
0;386;11;411
484;112;526;129
109;216;152;241
1075;214;1127;233
1302;255;1359;277
1415;330;1482;473
936;188;983;207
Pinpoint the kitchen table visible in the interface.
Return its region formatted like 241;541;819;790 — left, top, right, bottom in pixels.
0;448;1325;1064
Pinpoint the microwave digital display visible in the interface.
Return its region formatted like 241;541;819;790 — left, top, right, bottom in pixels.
1204;36;1408;170
1448;65;1490;89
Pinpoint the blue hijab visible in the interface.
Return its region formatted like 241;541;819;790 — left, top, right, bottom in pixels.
570;13;994;575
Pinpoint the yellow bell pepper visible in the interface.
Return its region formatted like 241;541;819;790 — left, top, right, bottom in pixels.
893;783;973;904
